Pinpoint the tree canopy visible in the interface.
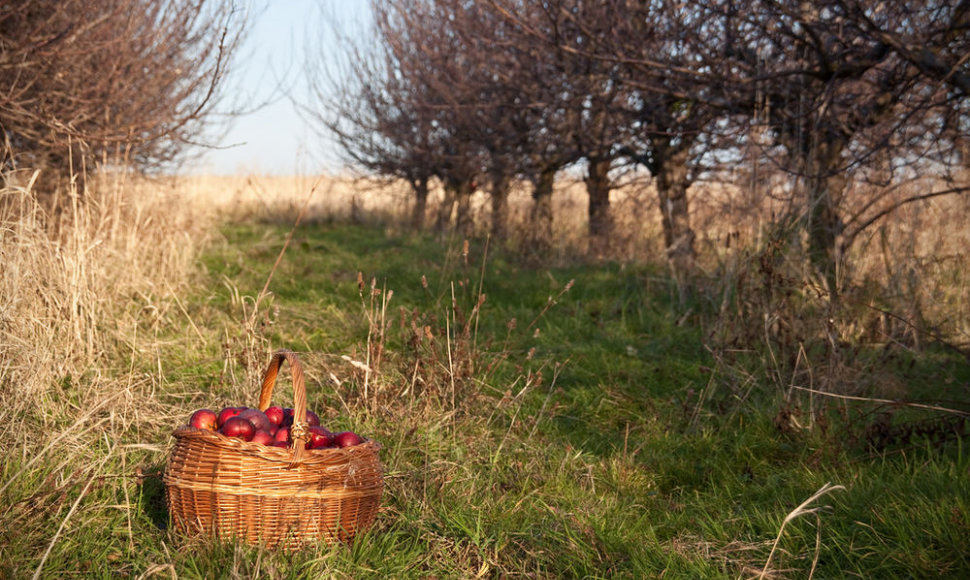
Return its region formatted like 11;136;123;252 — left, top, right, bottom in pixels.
1;0;247;189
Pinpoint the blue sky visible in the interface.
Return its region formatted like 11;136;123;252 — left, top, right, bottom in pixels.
187;1;370;175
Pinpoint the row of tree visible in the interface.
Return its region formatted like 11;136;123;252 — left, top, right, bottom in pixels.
313;0;970;293
1;0;245;192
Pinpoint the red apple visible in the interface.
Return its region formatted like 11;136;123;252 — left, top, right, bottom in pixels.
270;441;289;448
219;416;255;441
333;431;363;448
273;426;290;443
239;408;275;434
307;426;334;449
216;406;245;428
305;409;321;427
189;409;217;430
282;408;320;427
251;429;274;446
264;405;285;427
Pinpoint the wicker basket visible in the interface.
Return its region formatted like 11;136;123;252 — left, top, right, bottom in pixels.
163;349;383;549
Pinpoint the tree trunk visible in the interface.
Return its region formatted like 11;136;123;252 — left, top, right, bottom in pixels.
585;156;613;258
654;137;696;282
436;179;456;233
490;169;511;240
530;166;556;254
411;176;429;231
455;178;475;237
805;137;847;296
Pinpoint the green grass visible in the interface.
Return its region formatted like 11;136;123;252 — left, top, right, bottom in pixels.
3;221;969;579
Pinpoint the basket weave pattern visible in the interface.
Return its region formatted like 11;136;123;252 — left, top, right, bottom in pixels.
163;350;383;549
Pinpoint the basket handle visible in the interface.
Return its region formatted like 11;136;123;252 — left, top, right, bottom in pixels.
258;349;309;460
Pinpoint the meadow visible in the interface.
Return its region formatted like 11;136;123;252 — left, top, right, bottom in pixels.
1;171;968;579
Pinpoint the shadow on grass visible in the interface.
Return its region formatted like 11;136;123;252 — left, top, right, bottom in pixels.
138;463;169;531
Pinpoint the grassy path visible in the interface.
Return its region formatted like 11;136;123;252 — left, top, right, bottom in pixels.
3;221;968;578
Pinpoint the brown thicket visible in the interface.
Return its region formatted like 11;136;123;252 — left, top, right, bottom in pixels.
0;0;245;192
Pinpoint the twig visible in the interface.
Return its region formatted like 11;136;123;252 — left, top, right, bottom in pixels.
844;185;970;252
790;385;970;417
525;278;574;331
0;389;124;497
528;361;566;440
33;445;116;580
250;179;320;325
446;289;456;410
165;280;205;343
758;482;845;580
473;235;490;353
860;302;969;361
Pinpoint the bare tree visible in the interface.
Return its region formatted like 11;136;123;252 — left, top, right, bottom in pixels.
843;0;970;98
1;0;246;192
590;0;721;278
493;0;970;293
307;3;441;230
492;0;716;271
313;0;492;235
714;0;970;294
488;1;630;256
492;1;584;254
315;0;970;289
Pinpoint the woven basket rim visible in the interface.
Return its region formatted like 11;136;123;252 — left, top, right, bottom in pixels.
171;425;382;465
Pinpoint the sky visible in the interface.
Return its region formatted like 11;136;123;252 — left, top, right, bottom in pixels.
186;1;371;175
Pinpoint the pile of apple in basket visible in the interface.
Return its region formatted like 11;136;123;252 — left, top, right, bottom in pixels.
163;350;383;550
188;400;364;450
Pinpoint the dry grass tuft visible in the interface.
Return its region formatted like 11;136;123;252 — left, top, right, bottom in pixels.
0;168;212;519
0;170;209;397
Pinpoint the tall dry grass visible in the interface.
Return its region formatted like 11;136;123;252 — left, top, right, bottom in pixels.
178;171;970;346
0;168;214;517
690;170;970;409
168;171;970;356
3;166;967;442
0;170;208;395
20;169;962;354
706;175;970;339
175;171;668;261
